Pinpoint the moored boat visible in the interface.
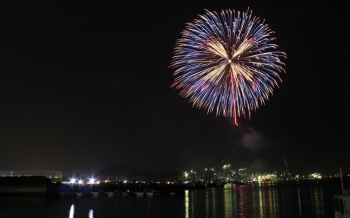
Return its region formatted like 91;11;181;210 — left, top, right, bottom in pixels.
333;190;350;218
333;167;350;218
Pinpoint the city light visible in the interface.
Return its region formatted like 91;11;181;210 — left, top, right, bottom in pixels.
184;172;188;179
89;178;95;184
310;173;322;179
223;164;231;169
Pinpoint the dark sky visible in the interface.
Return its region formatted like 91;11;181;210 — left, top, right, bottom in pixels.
0;1;348;177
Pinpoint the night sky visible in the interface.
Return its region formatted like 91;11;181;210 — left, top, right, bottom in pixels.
0;1;348;176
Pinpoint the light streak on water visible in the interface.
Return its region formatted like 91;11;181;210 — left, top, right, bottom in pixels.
185;190;189;218
69;204;74;218
88;209;93;218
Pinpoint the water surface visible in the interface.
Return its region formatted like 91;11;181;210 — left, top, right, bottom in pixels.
0;182;341;218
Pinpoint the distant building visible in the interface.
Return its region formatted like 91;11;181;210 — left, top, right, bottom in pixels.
183;170;198;181
222;164;233;179
202;168;215;180
0;171;62;180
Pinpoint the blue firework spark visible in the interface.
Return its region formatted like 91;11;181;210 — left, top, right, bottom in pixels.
170;9;286;125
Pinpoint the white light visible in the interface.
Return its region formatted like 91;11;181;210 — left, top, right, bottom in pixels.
69;204;74;218
88;209;93;218
70;178;76;184
89;178;95;184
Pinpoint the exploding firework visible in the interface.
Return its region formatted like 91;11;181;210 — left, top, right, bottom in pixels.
170;9;286;125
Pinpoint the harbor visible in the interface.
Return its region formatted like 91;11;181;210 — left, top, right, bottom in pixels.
0;176;211;197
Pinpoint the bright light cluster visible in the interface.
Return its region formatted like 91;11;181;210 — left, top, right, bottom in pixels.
170;9;286;125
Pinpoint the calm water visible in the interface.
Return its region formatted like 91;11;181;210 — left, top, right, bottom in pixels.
0;182;342;218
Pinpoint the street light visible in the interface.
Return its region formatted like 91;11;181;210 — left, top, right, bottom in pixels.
89;178;95;184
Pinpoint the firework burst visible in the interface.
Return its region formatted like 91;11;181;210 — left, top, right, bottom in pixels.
170;9;286;125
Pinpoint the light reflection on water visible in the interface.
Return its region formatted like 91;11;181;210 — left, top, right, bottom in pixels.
185;190;189;218
205;190;209;218
68;204;93;218
0;183;338;218
298;185;302;216
224;186;233;217
69;204;74;218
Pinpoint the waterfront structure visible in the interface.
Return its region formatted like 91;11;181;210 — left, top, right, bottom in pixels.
183;170;197;181
0;171;62;180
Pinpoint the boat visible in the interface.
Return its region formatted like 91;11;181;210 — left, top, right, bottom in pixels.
58;192;77;197
333;189;350;218
98;191;109;196
232;180;246;186
246;180;256;184
135;191;154;196
333;167;350;218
